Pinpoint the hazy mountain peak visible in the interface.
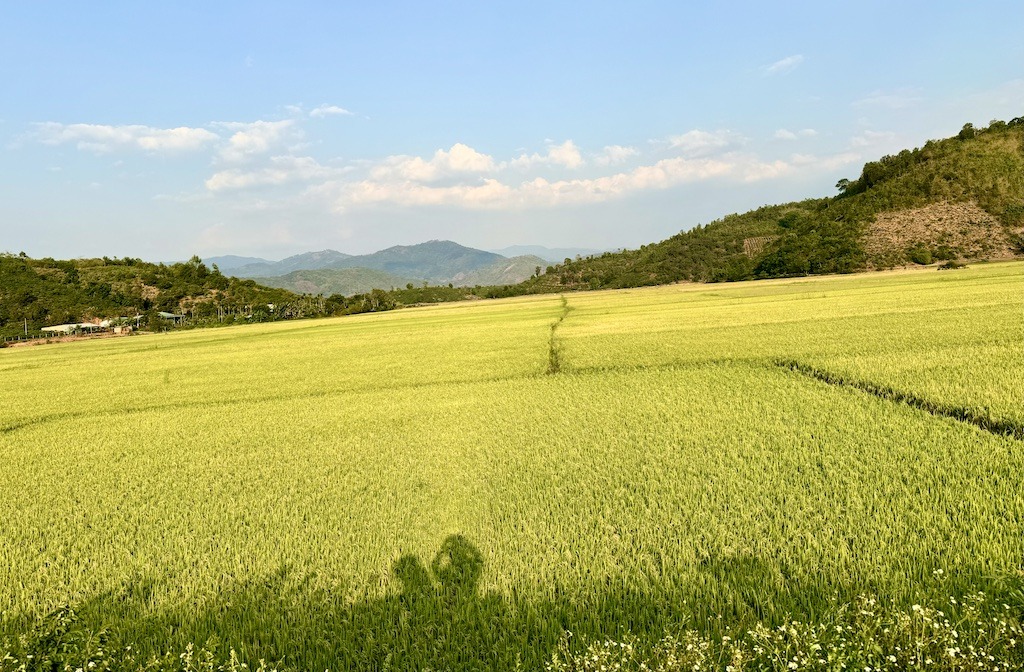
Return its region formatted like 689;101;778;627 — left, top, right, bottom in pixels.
489;245;604;263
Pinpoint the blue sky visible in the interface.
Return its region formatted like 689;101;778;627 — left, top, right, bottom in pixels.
2;1;1023;260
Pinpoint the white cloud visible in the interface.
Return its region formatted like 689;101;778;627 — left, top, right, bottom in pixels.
817;152;862;171
197;221;296;254
853;88;924;109
594;145;639;166
954;79;1024;123
774;128;818;141
324;151;812;212
849;130;897;148
783;150;860;172
205;155;346;192
509;140;585;169
369;143;497;182
213;119;297;162
152;191;213;204
666;129;744;156
33;122;218;153
977;78;1024;109
763;55;804;76
535;156;738;202
299;131;873;214
339;178;514;209
546;140;584;169
310;104;353;118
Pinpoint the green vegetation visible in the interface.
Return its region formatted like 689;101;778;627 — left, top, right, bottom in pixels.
231;240;509;283
225;249;353;278
517;116;1024;289
2;262;1022;670
546;594;1023;672
0;254;307;339
252;267;413;298
251;253;548;297
0;254;460;341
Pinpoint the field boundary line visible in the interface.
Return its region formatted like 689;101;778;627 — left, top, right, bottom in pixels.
567;357;763;377
0;371;540;436
546;295;572;375
775;358;1024;441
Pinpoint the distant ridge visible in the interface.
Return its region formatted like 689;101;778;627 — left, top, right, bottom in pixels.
231;250;353;277
489;245;603;263
204;255;272;272
229;240;509;285
218;243;599;281
253;268;412;297
328;240;502;282
251;250;549;296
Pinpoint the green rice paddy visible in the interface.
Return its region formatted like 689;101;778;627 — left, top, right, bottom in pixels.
1;262;1022;670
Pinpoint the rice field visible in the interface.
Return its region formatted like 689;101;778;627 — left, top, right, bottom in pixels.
1;262;1022;670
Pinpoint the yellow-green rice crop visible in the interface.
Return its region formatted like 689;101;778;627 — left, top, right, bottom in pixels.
1;262;1022;670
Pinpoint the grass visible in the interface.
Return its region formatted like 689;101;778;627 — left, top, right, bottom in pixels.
1;262;1022;670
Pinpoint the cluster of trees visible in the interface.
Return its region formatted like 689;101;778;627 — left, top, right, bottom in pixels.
0;251;505;340
837;117;1024;209
0;255;303;339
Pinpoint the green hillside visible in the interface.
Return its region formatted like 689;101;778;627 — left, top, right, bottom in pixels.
253;267;413;297
252;254;548;296
229;249;353;277
326;239;504;282
0;255;313;339
521;116;1024;289
448;254;548;286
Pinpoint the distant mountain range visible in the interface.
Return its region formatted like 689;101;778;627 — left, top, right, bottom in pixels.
209;249;353;277
251;268;411;297
327;240;504;282
209;243;599;278
448;254;548;286
488;245;604;263
202;255;272;272
212;240;548;295
251;253;548;297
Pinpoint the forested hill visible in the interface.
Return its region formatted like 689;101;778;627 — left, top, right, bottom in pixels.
0;255;318;339
518;116;1024;290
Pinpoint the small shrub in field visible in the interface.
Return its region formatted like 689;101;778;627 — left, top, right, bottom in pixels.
908;244;933;265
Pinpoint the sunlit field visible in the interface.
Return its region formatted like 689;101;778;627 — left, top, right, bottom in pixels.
2;262;1022;670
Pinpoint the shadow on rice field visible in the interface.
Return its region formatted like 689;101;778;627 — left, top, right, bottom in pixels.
6;535;1020;671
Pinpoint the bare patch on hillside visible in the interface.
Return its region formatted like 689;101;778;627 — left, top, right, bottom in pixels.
137;282;160;300
743;236;777;258
866;201;1021;266
290;280;321;294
